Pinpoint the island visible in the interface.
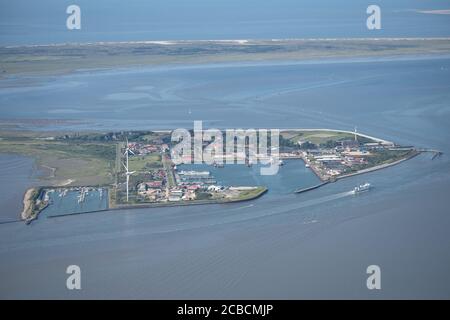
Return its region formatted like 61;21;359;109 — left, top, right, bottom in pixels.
0;127;440;224
2;38;450;77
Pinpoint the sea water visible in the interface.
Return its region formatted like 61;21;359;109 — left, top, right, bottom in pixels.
0;56;449;298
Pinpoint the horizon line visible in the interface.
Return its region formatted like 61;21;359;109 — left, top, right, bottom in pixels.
3;37;450;49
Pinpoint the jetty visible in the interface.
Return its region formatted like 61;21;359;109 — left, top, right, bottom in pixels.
295;181;329;194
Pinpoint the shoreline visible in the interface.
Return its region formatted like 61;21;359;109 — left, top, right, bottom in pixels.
336;151;420;181
19;149;423;222
46;187;268;219
20;187;36;221
116;187;268;209
10;127;433;222
4;37;450;49
294;150;422;195
2;38;450;78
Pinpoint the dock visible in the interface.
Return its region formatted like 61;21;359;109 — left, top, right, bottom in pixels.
295;181;329;194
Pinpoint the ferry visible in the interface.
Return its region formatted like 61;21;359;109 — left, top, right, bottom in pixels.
351;182;371;195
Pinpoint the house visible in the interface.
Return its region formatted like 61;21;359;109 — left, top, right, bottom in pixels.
341;140;360;149
137;183;147;193
168;195;182;202
169;189;183;201
146;181;163;188
182;190;197;201
161;144;169;152
207;185;223;192
315;155;342;163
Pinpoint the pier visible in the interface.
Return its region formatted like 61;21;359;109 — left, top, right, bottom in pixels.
295;181;329;194
416;148;443;160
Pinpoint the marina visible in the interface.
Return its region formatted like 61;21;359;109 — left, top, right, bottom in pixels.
39;187;109;217
178;159;320;196
0;9;450;298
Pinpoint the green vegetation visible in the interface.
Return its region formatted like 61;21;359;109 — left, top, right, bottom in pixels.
162;155;176;188
2;39;450;77
344;149;417;174
129;153;162;172
234;187;267;201
280;130;376;150
0;137;116;186
366;149;417;166
195;192;212;201
284;131;356;145
239;187;267;200
0;128;419;213
57;130;170;143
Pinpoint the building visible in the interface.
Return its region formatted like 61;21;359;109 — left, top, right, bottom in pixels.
182;190;197;201
207;185;223;192
146;181;163;188
315;155;342;163
168;188;183;202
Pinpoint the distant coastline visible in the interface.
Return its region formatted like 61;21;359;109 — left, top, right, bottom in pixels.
2;38;450;77
2;127;433;223
4;37;450;49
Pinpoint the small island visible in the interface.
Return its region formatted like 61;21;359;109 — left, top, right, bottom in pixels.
0;127;438;223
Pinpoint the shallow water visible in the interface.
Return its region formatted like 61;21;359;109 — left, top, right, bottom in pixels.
0;154;40;222
178;159;321;196
0;56;450;298
41;188;109;218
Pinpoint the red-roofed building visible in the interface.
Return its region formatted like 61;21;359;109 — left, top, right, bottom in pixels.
146;181;163;188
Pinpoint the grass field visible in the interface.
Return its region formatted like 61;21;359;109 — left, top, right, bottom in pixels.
162;155;176;188
128;153;162;172
0;138;116;186
234;187;268;201
282;130;359;145
2;39;450;77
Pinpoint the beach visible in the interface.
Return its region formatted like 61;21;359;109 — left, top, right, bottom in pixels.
20;188;36;221
1;54;450;298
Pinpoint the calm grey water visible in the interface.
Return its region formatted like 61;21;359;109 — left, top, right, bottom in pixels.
1;0;450;45
0;154;40;223
178;160;321;196
0;56;450;298
41;188;109;218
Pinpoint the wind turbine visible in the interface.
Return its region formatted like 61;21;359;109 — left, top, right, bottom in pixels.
123;138;135;202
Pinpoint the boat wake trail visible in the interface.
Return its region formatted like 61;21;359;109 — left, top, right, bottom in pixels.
0;190;358;253
144;190;357;234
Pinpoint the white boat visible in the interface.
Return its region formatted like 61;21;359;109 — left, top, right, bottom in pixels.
351;182;371;194
77;188;87;203
305;163;310;168
178;170;210;176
